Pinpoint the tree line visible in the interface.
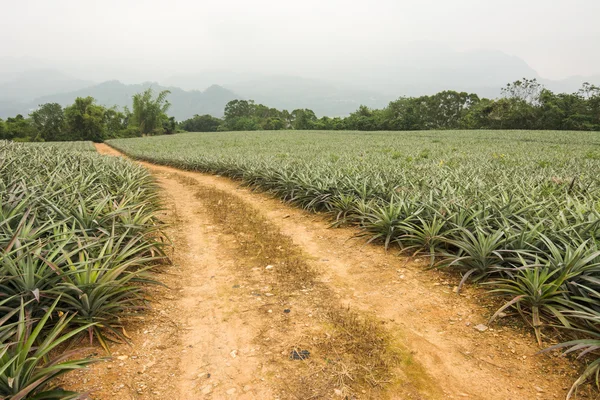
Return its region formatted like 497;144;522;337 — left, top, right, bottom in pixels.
2;79;599;141
180;79;600;132
0;89;175;142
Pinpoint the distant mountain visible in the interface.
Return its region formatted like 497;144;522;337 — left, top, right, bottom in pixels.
1;47;599;121
163;70;264;91
163;73;391;117
0;81;240;120
339;48;541;98
161;49;546;113
225;75;391;117
0;69;94;102
541;75;600;94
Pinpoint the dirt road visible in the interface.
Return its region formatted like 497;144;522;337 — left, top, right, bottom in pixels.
62;143;579;399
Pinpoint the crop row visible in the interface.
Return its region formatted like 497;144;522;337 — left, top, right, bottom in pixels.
0;141;165;399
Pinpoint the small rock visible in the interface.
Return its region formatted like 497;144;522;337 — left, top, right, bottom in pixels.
289;349;310;360
201;385;212;395
265;265;274;270
226;388;237;395
535;387;544;393
230;350;238;358
283;309;291;313
264;293;274;297
243;385;251;392
465;322;471;327
474;324;488;332
116;355;128;361
334;388;343;396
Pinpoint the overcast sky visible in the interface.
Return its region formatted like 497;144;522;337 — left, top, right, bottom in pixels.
1;0;599;81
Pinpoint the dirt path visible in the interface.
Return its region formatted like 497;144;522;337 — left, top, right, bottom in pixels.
63;143;582;399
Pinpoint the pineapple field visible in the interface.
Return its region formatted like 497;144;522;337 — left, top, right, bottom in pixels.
0;141;165;399
2;130;600;399
107;130;600;398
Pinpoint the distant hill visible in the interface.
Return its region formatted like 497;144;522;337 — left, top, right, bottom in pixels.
341;48;542;98
163;73;392;116
1;47;599;120
226;76;391;117
0;81;240;120
0;69;94;102
163;48;546;105
541;75;600;94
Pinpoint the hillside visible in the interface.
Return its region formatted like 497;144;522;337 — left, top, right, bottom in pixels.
1;47;599;120
0;69;94;102
0;81;240;120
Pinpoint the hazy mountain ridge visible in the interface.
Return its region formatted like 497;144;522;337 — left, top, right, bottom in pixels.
0;69;94;102
0;80;239;120
0;48;598;120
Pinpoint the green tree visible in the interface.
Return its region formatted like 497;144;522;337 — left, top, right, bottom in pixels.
224;99;256;120
222;99;258;131
344;105;384;130
130;89;171;135
162;116;176;134
426;91;479;129
291;109;317;130
180;114;223;132
4;115;36;141
0;119;6;139
64;97;106;142
263;117;285;130
30;103;65;141
383;97;426;130
501;78;544;104
104;107;129;138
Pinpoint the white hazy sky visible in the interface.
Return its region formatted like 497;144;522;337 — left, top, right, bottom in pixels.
1;0;599;80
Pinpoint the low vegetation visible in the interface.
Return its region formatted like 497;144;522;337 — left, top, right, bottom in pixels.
0;141;165;398
0;88;175;142
109;129;600;397
180;79;600;132
2;79;599;144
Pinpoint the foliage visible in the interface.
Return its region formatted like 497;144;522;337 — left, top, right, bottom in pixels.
104;106;128;138
179;114;223;132
184;79;600;133
0;297;96;399
0;140;165;395
1;115;36;141
64;97;106;142
29;103;66;141
3;88;175;142
129;89;171;135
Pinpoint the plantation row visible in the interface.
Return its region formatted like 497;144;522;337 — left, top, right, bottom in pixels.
109;130;600;397
0;141;164;398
